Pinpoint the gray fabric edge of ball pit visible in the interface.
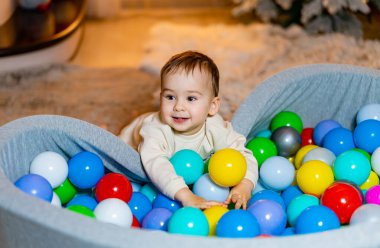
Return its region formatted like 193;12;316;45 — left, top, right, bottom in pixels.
231;63;380;140
0;64;380;247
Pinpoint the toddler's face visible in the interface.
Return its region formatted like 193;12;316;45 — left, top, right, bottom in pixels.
159;68;219;135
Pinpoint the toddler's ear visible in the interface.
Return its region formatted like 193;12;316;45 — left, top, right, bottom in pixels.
208;97;220;116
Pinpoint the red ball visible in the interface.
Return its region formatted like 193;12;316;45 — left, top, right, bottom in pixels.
95;173;133;203
301;128;314;146
132;215;140;228
320;181;363;224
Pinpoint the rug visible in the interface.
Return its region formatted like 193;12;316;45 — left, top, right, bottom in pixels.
140;22;380;120
1;22;379;135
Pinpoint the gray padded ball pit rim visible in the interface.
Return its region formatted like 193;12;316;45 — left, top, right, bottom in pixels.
1;64;380;247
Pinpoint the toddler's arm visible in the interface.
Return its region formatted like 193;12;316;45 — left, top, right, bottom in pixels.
224;179;254;210
175;188;227;209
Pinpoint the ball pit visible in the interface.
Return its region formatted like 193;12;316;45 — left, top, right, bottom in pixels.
2;64;380;247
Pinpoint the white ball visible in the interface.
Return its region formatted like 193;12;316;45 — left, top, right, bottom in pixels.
30;151;68;188
302;147;336;167
94;198;133;227
350;204;380;225
372;147;380;176
51;192;62;207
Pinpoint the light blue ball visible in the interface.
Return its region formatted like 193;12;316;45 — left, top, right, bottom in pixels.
216;209;260;238
356;103;380;124
295;205;340;234
287;194;319;227
333;150;371;186
170;149;204;185
193;174;229;202
168;207;209;236
259;156;295;191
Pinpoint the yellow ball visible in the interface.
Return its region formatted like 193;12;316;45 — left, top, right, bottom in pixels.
360;170;379;190
208;148;247;187
296;160;334;197
294;145;318;169
203;206;229;236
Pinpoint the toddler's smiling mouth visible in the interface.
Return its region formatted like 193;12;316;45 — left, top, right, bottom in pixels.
172;116;189;123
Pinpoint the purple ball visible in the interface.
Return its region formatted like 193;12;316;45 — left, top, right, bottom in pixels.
142;208;173;231
313;120;341;146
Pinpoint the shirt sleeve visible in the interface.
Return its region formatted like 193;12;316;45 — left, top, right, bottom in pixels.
208;116;259;187
138;123;188;199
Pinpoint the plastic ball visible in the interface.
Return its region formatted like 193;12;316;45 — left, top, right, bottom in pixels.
127;192;152;223
356;103;380;124
271;127;301;157
193;174;229;202
352;148;371;162
168;207;209;236
140;183;158;202
270;111;303;134
14;174;53;202
94;198;133;227
132;215;140;228
296;160;334;197
350;204;380;225
313;119;341;146
321;181;363;224
95;173;133;203
141;208;173;231
247;199;287;235
216;209;260;238
365;185;380;204
281;227;296;236
322;128;356;156
66;194;97;211
19;0;51;10
255;129;272;139
246;137;277;167
51;192;62;207
353;119;380;153
287;194;319;226
281;185;303;207
248;189;286;211
67;205;95;218
68;151;105;189
203;206;229;236
360;171;379;190
29;151;68;188
294;145;318;169
53;178;77;204
170;149;204;185
152;193;182;212
131;181;142;192
251;180;266;195
301;128;314;146
295;205;340;234
259;156;295;191
208;148;247;187
302;147;336;167
333;150;371;186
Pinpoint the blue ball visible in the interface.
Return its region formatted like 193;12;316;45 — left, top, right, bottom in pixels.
68;151;105;189
295;205;340;234
66;194;98;211
313;120;341;146
248;189;286;211
128;192;152;223
15;174;53;202
170;149;204;185
281;185;303;207
281;227;296;236
216;209;260;238
354;119;380;153
247;199;287;235
142;208;173;231
322;128;356;156
152;193;182;212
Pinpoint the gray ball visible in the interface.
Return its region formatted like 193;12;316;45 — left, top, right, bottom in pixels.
271;126;301;157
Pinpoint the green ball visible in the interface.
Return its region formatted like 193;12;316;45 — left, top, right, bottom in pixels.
67;205;95;218
54;178;77;204
270;111;303;134
246;137;278;168
203;159;209;174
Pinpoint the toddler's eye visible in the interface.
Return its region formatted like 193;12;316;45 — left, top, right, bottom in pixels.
165;95;175;100
187;96;197;102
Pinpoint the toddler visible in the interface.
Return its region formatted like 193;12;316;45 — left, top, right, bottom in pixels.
119;51;258;209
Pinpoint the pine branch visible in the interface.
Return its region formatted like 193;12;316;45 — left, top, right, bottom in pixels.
333;11;363;38
301;0;323;24
347;0;370;13
322;0;348;15
232;0;258;17
275;0;294;10
304;14;333;34
256;0;279;21
370;0;380;9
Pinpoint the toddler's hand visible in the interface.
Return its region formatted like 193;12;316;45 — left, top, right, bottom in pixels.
224;179;254;210
175;188;226;210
